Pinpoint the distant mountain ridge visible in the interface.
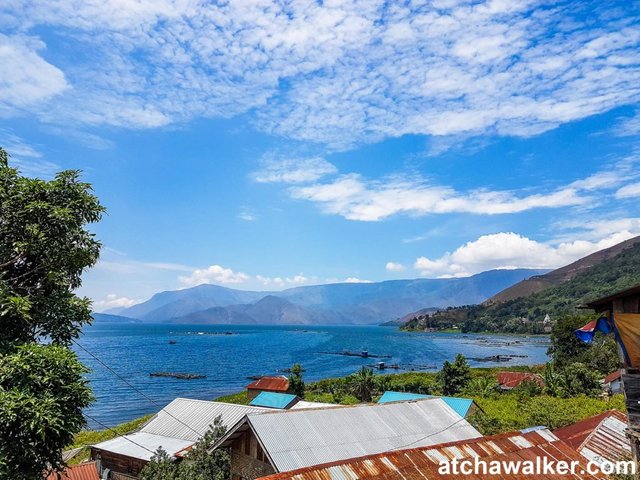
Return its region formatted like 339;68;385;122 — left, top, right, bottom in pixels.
114;268;547;325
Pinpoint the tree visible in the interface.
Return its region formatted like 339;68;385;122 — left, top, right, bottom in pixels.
350;367;376;402
139;417;230;480
558;362;601;397
0;147;104;479
289;364;305;398
438;354;471;396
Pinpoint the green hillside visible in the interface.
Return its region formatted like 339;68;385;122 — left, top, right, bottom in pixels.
403;241;640;334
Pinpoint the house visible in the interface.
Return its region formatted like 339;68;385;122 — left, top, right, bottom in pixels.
554;410;631;464
377;391;479;417
249;392;299;409
256;428;599;480
604;370;623;394
246;376;290;400
45;462;100;480
90;398;267;478
496;371;544;390
212;398;482;480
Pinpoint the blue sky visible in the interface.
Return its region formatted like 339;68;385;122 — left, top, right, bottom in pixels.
1;0;640;311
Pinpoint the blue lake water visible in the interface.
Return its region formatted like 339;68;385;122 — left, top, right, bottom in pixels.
76;323;550;427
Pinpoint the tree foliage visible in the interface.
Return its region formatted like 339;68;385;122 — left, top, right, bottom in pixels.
139;417;229;480
349;367;376;402
0;147;103;479
438;354;471;395
288;364;305;398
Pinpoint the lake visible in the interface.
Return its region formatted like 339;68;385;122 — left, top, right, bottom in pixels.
76;323;550;427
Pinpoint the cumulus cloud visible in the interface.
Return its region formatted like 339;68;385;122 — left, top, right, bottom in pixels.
256;273;312;287
252;156;337;183
343;277;373;283
414;229;640;278
1;1;638;147
0;34;68;114
92;294;139;312
385;262;406;272
178;264;250;286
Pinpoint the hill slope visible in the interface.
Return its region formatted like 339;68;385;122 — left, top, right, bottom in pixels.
118;268;545;325
403;238;640;334
91;313;142;324
487;236;640;304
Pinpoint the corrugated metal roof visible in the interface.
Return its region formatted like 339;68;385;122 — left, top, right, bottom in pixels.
93;398;268;460
140;398;267;441
46;461;100;480
235;398;481;472
604;370;622;384
247;376;290;392
290;401;341;410
93;432;193;461
377;392;475;418
257;429;602;480
555;410;630;465
554;410;627;451
496;371;544;389
250;392;299;409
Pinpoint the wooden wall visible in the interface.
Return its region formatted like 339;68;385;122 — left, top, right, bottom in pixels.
90;448;148;477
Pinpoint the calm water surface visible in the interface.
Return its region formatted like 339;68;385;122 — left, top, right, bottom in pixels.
76;323;550;427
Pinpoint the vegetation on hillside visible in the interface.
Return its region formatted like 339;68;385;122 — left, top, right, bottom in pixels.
402;242;640;334
0;147;104;479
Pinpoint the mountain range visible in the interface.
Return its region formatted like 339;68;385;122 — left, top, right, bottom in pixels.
106;268;547;325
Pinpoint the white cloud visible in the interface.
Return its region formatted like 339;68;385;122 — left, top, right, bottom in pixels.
614;110;640;137
414;229;640;278
237;207;257;221
616;182;640;199
93;294;138;312
178;264;250;287
343;277;373;284
0;1;638;147
0;34;68;114
290;172;587;221
385;262;406;272
252;156;337;183
256;273;312;287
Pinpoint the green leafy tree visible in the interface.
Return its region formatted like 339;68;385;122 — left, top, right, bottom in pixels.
558;362;601;397
139;417;229;480
289;364;305;398
0;147;104;479
464;377;498;397
438;354;471;396
139;448;179;480
350;367;376;402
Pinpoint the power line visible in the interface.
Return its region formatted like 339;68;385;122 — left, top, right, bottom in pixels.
389;412;470;451
83;412;157;456
72;339;203;438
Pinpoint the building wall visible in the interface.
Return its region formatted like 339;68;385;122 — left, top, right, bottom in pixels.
91;448;148;478
229;430;275;480
246;388;289;400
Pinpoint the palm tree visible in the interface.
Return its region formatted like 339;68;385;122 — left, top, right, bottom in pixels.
350;367;376;402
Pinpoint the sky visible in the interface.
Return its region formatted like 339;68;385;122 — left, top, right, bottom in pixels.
1;0;640;311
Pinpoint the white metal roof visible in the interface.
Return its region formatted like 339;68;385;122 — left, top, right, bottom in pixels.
93;398;267;460
140;398;267;441
242;398;482;472
93;432;193;461
289;401;341;410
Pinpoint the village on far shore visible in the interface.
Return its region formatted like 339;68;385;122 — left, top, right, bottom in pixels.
51;284;640;480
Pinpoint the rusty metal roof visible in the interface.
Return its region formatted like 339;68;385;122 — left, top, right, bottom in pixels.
247;376;290;392
604;370;622;384
45;462;100;480
554;410;630;464
257;429;602;480
496;371;544;389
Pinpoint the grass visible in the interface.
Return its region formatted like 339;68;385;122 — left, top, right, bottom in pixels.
214;391;250;405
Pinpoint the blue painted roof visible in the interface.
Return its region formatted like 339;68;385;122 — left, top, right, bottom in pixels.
377;391;474;418
249;392;298;409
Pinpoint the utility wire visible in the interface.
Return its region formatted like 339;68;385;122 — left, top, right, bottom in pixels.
72;339;203;438
83;412;157;456
389;412;470;452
